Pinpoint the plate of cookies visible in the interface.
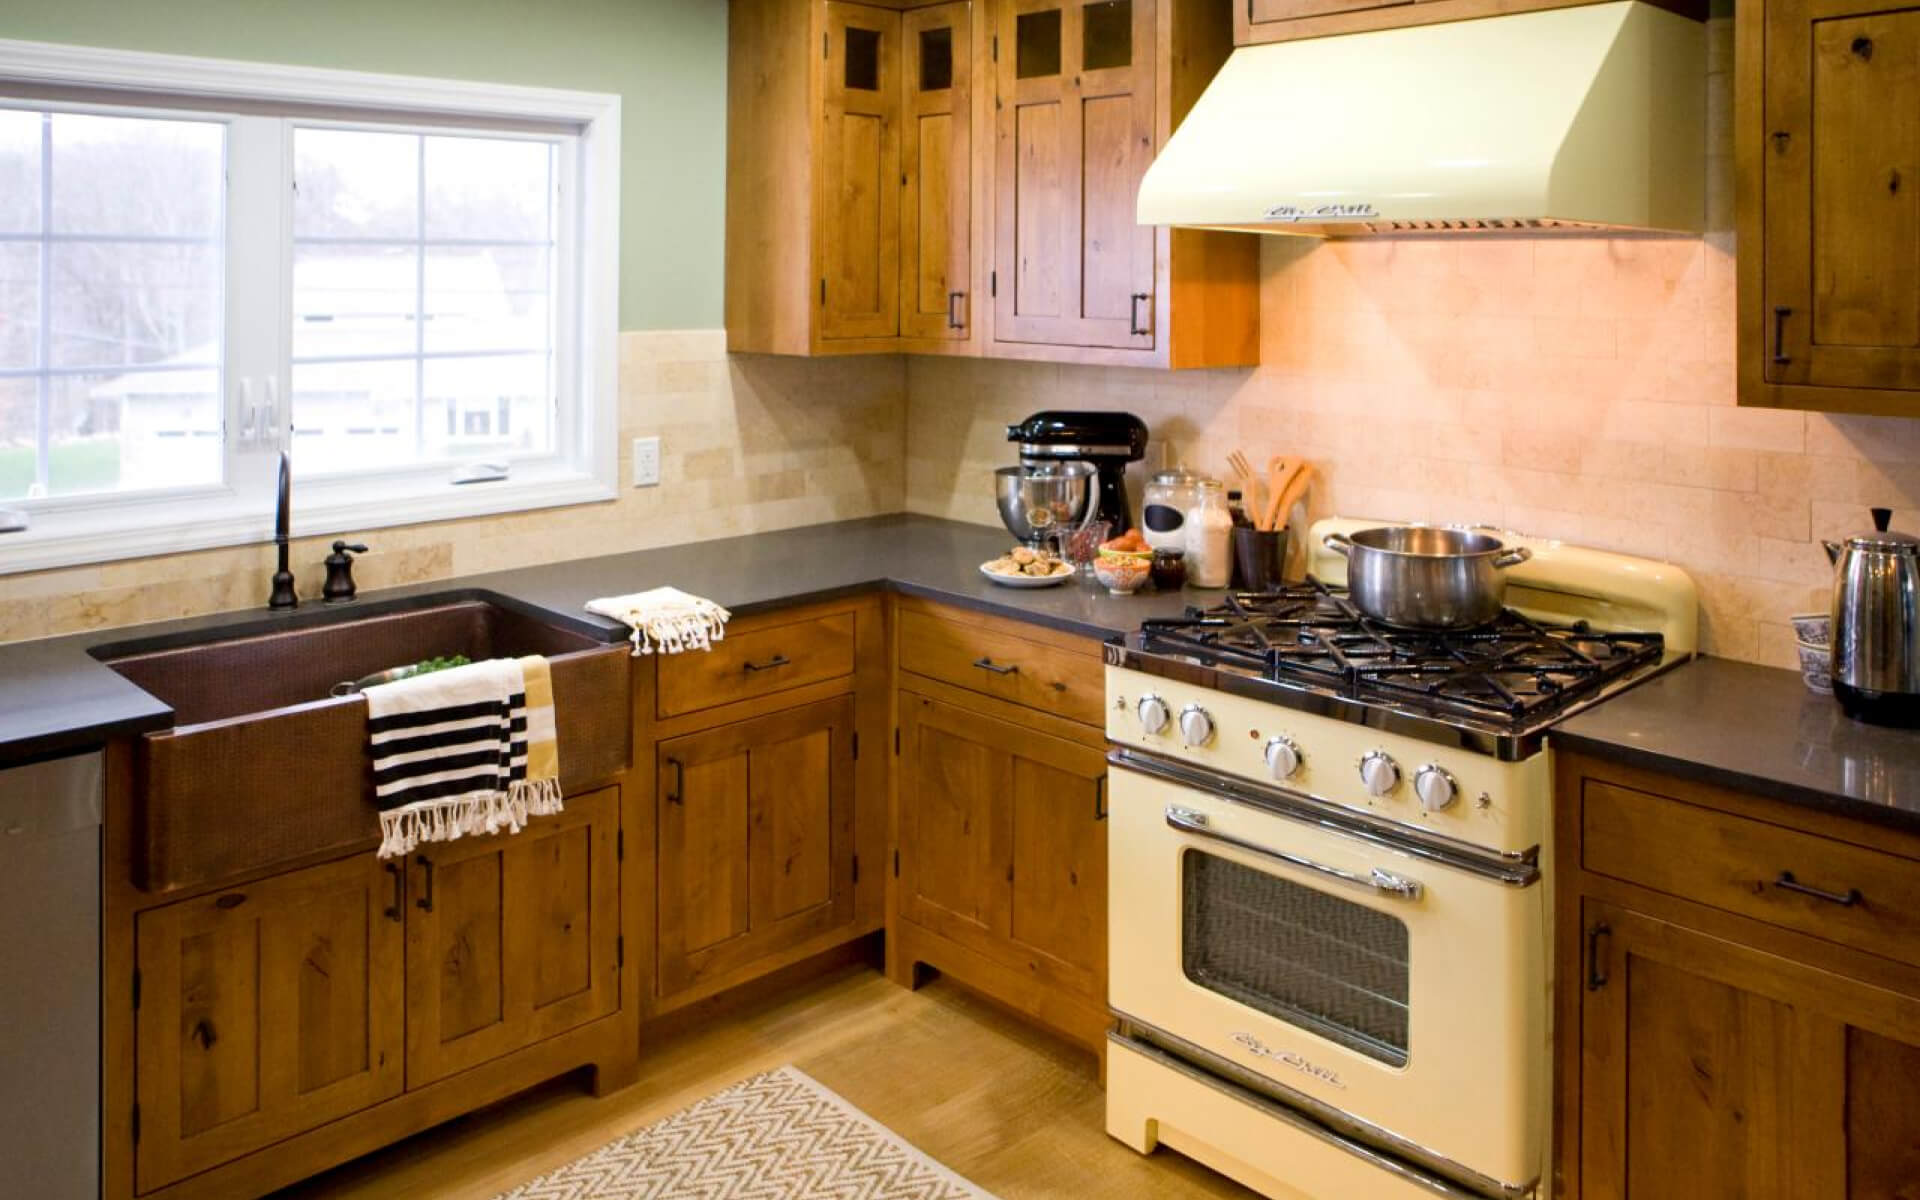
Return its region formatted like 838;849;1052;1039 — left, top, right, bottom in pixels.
981;545;1075;587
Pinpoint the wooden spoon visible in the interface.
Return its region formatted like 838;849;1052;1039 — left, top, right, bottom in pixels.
1272;462;1315;531
1263;457;1304;533
1227;449;1260;524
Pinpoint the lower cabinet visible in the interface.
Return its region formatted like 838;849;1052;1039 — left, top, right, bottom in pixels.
1575;901;1920;1198
655;696;859;1000
134;855;406;1194
129;784;624;1197
894;689;1108;1046
405;786;621;1085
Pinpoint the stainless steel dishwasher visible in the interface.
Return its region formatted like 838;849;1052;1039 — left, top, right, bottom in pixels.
0;751;102;1200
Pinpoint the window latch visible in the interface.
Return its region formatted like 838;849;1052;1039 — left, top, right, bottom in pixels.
452;460;510;485
0;507;27;534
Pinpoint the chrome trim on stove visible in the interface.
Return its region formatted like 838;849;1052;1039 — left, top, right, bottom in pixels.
1111;1019;1539;1200
1165;805;1426;901
1105;637;1685;761
1110;746;1541;886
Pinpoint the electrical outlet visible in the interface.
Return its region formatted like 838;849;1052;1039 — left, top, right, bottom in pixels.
631;436;661;487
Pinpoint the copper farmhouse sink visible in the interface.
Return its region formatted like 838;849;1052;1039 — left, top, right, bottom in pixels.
94;594;631;893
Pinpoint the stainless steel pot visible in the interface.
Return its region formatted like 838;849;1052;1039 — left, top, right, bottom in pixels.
1824;507;1920;726
995;462;1097;545
1324;525;1532;630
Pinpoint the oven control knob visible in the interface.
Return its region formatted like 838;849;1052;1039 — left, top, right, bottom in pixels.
1359;751;1401;797
1178;704;1216;747
1414;764;1459;812
1264;736;1302;781
1136;695;1171;736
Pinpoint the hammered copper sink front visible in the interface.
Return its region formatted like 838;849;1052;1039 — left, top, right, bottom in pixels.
95;598;632;893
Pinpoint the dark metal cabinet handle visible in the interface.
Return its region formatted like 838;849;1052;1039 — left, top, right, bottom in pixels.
415;855;435;912
666;757;685;805
742;654;790;673
384;862;404;923
214;893;247;910
1095;776;1108;821
1774;870;1862;907
972;656;1019;676
1772;306;1794;365
947;290;966;330
1586;922;1612;991
1129;292;1151;336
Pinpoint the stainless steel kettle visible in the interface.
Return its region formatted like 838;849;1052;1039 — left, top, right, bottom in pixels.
1825;507;1920;726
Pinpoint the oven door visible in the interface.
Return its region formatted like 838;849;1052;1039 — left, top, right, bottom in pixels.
1108;750;1547;1194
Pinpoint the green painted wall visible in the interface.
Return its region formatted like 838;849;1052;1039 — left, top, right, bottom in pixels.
0;0;726;330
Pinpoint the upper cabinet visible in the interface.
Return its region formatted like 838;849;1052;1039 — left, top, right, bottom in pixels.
1740;0;1920;415
725;0;1257;369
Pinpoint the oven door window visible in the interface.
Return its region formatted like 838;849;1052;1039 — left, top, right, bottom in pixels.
1181;849;1411;1067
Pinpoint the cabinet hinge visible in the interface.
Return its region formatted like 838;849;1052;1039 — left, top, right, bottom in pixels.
852;854;861;884
1247;0;1253;19
617;935;625;969
992;35;999;61
852;731;860;760
894;727;901;755
1006;863;1014;883
990;270;997;298
820;278;827;307
893;848;901;877
132;1103;141;1144
824;32;830;58
132;967;141;1010
616;829;624;862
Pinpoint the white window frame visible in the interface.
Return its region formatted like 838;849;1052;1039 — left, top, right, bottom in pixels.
0;38;620;575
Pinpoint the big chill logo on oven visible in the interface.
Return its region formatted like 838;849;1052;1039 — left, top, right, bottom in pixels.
1261;202;1379;223
1230;1032;1347;1090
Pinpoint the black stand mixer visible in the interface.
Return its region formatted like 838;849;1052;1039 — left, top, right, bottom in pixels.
1004;411;1149;534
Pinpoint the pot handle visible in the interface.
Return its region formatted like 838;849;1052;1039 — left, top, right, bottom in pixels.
1492;546;1533;570
1323;532;1354;557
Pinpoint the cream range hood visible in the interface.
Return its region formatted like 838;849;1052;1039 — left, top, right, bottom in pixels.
1137;1;1706;236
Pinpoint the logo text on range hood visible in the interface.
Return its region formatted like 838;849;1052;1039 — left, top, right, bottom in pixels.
1262;202;1380;223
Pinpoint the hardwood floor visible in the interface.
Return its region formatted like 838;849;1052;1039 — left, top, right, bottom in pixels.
273;962;1255;1199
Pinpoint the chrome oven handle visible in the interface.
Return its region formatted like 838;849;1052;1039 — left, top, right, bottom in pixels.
1165;805;1424;902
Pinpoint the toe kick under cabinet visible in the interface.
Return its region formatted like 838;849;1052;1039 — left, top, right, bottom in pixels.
888;598;1111;1059
1553;752;1920;1199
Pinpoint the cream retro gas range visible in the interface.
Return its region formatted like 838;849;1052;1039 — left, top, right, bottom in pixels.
1104;519;1697;1200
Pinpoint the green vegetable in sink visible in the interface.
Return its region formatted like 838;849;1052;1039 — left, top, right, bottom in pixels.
408;654;472;677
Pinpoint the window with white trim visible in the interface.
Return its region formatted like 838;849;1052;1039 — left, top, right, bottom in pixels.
0;40;620;574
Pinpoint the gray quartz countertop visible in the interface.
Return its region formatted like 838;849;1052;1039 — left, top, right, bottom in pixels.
1552;656;1920;836
0;514;1197;764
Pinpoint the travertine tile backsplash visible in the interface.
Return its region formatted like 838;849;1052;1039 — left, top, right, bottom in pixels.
0;331;906;642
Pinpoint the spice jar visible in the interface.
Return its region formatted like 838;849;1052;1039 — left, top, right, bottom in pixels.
1150;547;1188;591
1184;479;1233;588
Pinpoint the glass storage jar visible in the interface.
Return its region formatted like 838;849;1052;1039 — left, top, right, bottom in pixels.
1184;478;1233;588
1142;468;1201;551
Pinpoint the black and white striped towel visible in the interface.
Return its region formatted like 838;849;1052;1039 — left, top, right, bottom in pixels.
366;657;562;858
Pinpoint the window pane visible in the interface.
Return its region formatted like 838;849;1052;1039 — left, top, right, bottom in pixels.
1017;10;1062;78
0;244;38;368
294;128;419;239
0;110;40;233
50;242;221;369
845;26;882;91
424;136;552;241
292;244;419;359
422;353;550;460
0;378;36;499
424;247;550;354
64;369;221;495
920;27;954;92
1084;0;1132;70
50;113;222;237
290;358;417;476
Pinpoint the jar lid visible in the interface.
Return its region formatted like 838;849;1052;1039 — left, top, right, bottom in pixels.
1149;468;1200;485
1846;507;1920;553
1152;546;1186;559
1195;478;1225;492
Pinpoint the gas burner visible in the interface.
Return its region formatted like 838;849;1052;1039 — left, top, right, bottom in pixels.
1137;578;1664;730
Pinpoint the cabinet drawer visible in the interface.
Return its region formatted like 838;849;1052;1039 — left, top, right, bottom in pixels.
657;611;856;718
897;608;1102;726
1582;779;1920;969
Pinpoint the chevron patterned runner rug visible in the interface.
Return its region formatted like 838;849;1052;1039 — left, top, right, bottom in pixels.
495;1066;998;1199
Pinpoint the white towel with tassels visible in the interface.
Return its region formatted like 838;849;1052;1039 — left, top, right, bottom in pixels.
367;656;564;858
586;587;731;656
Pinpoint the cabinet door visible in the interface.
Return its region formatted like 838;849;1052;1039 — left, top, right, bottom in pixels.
819;1;902;341
994;0;1157;351
1006;726;1108;1000
1577;901;1920;1197
405;785;620;1086
1763;0;1920;393
657;697;857;998
901;2;973;342
134;856;405;1192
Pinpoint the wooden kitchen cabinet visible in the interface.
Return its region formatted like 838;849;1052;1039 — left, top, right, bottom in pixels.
1555;752;1920;1198
1740;0;1920;415
1236;0;1703;47
133;855;406;1193
404;785;621;1087
655;696;859;1000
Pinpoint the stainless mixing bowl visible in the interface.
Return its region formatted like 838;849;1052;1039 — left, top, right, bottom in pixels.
996;463;1097;544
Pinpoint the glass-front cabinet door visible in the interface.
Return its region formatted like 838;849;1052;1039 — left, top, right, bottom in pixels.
901;3;973;342
819;2;902;341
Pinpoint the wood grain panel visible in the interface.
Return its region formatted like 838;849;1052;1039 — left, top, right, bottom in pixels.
898;693;1007;946
1006;745;1108;997
1846;1026;1920;1197
434;853;506;1042
1013;98;1068;319
528;824;594;1011
819;1;901;341
896;605;1104;726
296;895;372;1096
661;744;751;956
657;612;856;719
177;923;261;1138
756;724;834;922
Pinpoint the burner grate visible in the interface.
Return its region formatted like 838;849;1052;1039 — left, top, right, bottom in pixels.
1138;578;1663;729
